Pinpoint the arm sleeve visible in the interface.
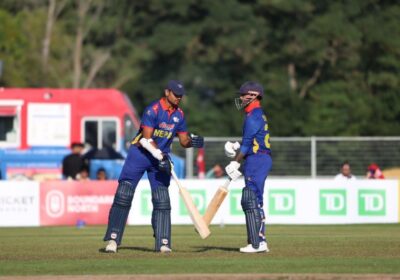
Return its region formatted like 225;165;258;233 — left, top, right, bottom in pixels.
240;116;262;155
141;107;157;128
176;116;188;133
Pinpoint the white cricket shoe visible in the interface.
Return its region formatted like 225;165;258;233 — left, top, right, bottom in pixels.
160;245;172;253
105;240;117;253
239;241;269;253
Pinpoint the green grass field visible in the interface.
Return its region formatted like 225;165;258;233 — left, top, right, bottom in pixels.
0;224;399;276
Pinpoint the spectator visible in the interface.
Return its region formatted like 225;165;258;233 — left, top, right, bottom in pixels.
334;161;356;180
96;168;108;180
77;166;90;181
366;163;385;179
206;164;225;178
62;142;85;180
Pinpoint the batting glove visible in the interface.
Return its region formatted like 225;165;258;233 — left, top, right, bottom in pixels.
152;149;164;161
225;161;242;181
139;138;163;160
224;141;240;158
158;154;172;175
189;133;204;148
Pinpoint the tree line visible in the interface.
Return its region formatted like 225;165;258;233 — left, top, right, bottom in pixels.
0;0;399;136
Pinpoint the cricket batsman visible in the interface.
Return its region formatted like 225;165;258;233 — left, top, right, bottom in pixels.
103;80;204;253
224;81;272;253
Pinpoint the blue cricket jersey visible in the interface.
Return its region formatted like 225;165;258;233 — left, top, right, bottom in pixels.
132;98;188;153
240;101;271;156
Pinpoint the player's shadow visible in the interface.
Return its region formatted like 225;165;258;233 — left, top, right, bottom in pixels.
119;246;154;252
98;246;154;253
193;246;237;252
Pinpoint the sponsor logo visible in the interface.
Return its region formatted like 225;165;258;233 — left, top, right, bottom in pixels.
111;233;117;239
162;239;169;245
320;190;346;215
173;117;179;123
179;190;206;216
46;190;65;218
229;189;244;216
0;195;35;213
159;122;175;130
268;189;295;215
46;190;114;218
66;195;113;213
358;190;386;216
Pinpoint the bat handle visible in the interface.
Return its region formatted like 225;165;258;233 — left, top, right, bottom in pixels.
171;169;178;181
170;169;182;189
222;178;231;189
169;160;179;182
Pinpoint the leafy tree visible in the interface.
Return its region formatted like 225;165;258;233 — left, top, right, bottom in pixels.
0;0;399;136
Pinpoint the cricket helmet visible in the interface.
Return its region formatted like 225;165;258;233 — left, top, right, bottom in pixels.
235;81;264;110
237;81;264;96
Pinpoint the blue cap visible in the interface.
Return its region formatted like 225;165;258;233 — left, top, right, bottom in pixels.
167;80;185;96
238;81;264;96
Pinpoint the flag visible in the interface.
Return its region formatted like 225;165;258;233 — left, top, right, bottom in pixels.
196;148;205;179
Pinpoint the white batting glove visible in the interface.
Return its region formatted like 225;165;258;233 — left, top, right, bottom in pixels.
224;141;241;158
225;161;242;181
152;149;163;161
139;138;163;160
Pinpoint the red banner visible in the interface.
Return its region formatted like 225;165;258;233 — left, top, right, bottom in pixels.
40;181;118;226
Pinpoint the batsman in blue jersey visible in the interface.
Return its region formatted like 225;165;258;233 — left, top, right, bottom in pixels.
224;81;272;253
104;80;204;253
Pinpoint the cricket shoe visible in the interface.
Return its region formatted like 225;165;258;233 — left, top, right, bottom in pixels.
159;245;172;253
239;241;269;253
105;240;117;253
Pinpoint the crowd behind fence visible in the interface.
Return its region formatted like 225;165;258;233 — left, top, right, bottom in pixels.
171;137;400;178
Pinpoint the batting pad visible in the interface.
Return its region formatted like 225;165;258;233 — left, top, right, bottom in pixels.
103;180;135;245
241;187;262;248
152;186;172;251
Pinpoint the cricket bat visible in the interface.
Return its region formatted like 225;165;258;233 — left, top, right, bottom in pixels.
203;179;231;225
171;169;211;239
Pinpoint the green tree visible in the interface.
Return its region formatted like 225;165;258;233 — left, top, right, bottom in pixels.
1;0;399;136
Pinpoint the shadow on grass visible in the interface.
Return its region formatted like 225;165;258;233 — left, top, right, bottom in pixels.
99;246;238;253
193;246;238;252
98;246;154;253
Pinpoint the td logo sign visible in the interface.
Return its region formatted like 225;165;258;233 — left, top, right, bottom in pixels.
320;190;346;215
358;190;386;216
140;190;152;216
229;189;244;216
179;190;206;216
268;189;295;215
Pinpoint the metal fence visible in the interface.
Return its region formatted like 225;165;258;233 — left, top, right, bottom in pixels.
171;137;400;178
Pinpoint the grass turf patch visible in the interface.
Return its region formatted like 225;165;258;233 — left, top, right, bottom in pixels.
0;224;399;275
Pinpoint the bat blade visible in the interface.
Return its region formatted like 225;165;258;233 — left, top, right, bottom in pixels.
203;179;231;225
179;186;211;239
171;169;210;239
203;186;228;225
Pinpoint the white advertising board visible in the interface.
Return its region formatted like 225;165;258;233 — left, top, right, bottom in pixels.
0;181;40;226
0;179;397;227
27;103;71;146
128;179;399;225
